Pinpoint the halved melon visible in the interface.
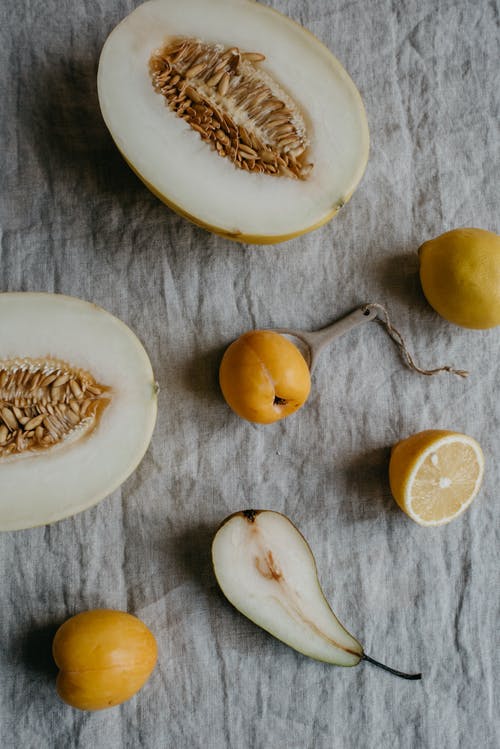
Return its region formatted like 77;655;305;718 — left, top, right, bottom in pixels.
0;294;157;530
97;0;369;243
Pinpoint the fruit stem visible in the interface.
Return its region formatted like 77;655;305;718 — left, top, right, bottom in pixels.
362;654;422;680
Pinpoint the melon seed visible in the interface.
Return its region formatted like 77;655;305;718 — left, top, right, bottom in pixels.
150;38;312;180
0;358;110;459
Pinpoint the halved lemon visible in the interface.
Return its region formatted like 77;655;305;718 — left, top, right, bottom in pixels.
389;430;485;526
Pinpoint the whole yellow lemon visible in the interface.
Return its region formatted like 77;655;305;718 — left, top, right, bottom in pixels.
419;228;500;328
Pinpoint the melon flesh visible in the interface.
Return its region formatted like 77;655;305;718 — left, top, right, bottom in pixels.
97;0;369;243
0;294;157;530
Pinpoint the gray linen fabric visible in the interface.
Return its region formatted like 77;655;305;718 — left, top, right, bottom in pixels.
1;0;499;747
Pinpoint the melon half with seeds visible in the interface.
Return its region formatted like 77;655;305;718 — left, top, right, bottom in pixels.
97;0;369;243
0;294;157;531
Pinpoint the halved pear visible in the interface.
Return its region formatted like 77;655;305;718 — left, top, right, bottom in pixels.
97;0;369;243
212;510;421;678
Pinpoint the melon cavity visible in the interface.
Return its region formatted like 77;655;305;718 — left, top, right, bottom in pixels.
98;0;369;243
0;358;110;459
149;38;313;180
0;294;157;531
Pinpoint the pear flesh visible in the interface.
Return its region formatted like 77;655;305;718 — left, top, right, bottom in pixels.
212;510;421;679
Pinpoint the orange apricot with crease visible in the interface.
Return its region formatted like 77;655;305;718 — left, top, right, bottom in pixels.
219;330;311;424
52;609;157;711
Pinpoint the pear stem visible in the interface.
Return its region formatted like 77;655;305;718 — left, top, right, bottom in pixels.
362;654;422;680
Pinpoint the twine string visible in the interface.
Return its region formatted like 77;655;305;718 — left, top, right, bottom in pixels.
361;303;469;379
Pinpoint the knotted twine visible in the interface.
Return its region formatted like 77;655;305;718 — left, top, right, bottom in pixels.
361;303;469;378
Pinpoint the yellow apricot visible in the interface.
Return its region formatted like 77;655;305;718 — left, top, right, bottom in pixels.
52;609;157;711
219;330;311;424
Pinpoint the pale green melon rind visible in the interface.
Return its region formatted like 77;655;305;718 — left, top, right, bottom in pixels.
121;150;345;245
0;293;158;531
